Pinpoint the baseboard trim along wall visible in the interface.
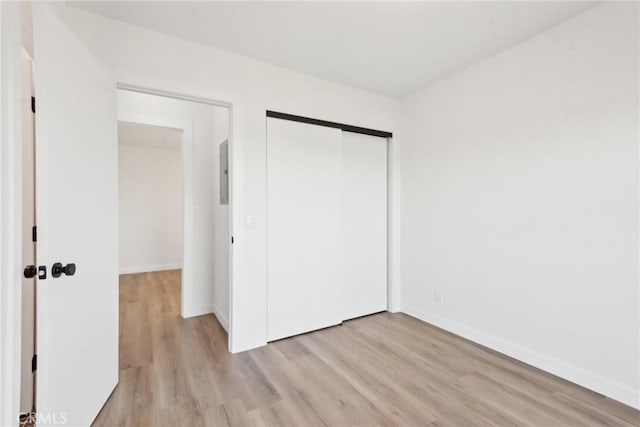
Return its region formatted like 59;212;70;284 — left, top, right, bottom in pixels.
402;304;640;410
183;303;215;319
213;305;229;332
119;263;182;275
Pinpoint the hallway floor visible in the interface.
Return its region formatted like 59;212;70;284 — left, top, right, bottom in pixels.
93;271;639;426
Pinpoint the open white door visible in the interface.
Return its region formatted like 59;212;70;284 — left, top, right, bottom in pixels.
33;4;118;425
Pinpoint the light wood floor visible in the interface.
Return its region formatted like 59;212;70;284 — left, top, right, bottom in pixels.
93;270;639;426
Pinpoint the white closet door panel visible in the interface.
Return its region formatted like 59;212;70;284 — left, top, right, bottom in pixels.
267;118;343;341
342;131;388;320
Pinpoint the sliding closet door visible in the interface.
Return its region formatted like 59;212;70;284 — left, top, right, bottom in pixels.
342;132;388;320
267;118;343;341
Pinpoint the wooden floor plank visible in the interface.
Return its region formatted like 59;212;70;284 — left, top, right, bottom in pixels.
92;271;640;426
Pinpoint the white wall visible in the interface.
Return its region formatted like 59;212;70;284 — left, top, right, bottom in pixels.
50;3;401;352
118;90;230;325
118;125;183;274
401;2;639;408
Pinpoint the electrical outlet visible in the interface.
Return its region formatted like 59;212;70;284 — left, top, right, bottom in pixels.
434;289;443;304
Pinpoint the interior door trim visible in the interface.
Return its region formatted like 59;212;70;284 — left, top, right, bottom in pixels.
266;110;393;138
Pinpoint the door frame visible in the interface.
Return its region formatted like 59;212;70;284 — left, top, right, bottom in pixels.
0;1;25;425
117;82;236;351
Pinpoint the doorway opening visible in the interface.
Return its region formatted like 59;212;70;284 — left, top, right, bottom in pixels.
116;87;233;347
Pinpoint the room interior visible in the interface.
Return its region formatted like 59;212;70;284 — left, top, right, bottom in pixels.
0;1;638;426
117;122;185;277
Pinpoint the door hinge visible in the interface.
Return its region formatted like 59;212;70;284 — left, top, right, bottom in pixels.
31;354;37;372
31;96;35;114
231;236;234;244
32;226;37;242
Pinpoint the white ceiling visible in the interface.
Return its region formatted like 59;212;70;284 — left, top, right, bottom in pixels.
70;1;599;98
118;122;183;150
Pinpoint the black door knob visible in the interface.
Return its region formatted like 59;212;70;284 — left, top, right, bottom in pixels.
24;265;37;278
65;263;76;276
52;262;76;278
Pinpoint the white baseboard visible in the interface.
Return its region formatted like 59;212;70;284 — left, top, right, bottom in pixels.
402;304;640;410
213;305;229;332
119;263;182;275
182;303;215;319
